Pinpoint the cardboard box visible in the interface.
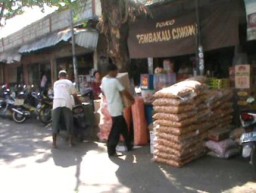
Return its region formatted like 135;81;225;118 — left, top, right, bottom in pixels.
208;128;230;141
235;64;252;89
236;88;256;97
140;74;154;90
117;73;134;108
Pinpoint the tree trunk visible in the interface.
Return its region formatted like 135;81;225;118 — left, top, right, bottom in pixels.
0;3;5;26
100;0;130;72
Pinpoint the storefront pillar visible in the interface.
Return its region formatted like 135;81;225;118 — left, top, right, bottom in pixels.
0;64;4;84
23;64;29;85
3;65;8;83
93;51;98;70
147;58;154;74
50;56;57;84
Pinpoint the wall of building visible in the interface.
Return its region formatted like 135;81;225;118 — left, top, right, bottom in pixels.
0;0;101;53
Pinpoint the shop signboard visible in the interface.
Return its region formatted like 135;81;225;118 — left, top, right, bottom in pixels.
235;64;252;89
128;0;240;58
244;0;256;41
128;10;197;58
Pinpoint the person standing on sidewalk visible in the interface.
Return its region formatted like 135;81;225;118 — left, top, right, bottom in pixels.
52;70;80;148
40;71;48;96
91;70;102;99
101;62;135;157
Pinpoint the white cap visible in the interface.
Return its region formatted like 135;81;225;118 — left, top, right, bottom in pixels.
58;70;67;77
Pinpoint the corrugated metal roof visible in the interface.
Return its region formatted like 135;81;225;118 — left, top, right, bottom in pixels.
19;28;98;53
75;30;98;50
0;50;21;64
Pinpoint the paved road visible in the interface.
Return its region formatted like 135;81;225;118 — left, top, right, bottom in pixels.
0;118;256;193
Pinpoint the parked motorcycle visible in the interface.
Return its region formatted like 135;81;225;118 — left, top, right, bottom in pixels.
38;93;53;125
240;96;256;170
73;104;88;141
11;85;45;124
0;85;16;118
11;86;37;123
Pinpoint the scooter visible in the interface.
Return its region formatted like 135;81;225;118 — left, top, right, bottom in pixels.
11;85;41;123
37;92;53;125
0;85;16;118
240;97;256;170
72;104;88;141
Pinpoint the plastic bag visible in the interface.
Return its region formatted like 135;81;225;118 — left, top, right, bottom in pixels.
205;139;238;157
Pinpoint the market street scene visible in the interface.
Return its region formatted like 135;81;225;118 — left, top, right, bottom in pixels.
1;0;256;193
0;118;256;193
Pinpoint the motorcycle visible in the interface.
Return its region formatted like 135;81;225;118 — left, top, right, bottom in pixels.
12;85;53;125
11;85;45;124
11;86;37;123
72;104;88;141
0;85;16;118
38;93;53;125
240;96;256;170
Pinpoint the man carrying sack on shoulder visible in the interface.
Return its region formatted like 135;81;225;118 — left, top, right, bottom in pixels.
101;62;135;157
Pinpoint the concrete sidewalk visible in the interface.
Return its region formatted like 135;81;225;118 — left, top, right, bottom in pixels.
0;118;256;193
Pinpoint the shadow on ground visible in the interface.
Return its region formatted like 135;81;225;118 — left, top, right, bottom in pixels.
0;118;51;163
110;146;256;193
1;117;256;193
51;141;106;192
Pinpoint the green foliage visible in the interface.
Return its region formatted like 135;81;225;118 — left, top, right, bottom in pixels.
0;0;78;25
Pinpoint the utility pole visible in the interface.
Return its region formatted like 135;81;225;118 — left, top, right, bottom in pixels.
70;10;79;90
195;0;204;76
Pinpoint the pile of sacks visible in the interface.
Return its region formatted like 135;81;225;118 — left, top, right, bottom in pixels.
202;89;240;158
203;89;234;133
152;78;208;167
152;77;235;167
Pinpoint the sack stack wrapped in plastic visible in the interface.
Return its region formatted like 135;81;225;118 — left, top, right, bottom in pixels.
203;89;237;158
152;77;234;167
203;89;234;132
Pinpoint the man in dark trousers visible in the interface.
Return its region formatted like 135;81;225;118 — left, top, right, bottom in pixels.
101;62;135;157
52;70;80;148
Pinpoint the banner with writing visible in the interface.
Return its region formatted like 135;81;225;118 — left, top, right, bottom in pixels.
128;11;197;58
244;0;256;41
128;0;240;59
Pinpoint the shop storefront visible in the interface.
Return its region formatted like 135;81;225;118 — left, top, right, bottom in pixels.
127;0;243;115
18;28;99;89
128;0;241;67
125;0;256;167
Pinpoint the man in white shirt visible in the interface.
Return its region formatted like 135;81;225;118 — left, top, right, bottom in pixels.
101;63;134;157
52;70;79;148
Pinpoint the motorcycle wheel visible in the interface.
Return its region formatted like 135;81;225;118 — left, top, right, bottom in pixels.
251;147;256;171
39;106;52;125
12;111;26;123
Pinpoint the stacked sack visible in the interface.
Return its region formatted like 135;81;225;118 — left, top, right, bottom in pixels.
203;89;234;132
152;78;208;167
203;89;239;158
97;96;112;142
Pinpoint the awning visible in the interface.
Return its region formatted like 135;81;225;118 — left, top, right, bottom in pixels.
75;30;99;51
19;28;99;53
0;50;21;64
128;0;241;58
